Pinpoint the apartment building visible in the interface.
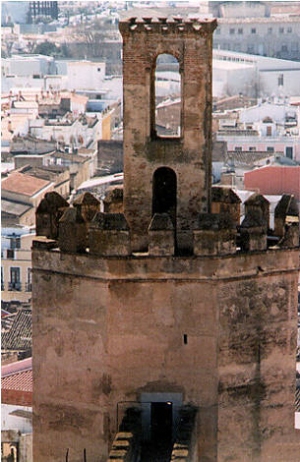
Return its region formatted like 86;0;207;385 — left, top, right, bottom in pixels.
211;1;300;61
1;230;35;303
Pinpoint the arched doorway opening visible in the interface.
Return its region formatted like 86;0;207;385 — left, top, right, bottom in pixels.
152;167;177;228
152;53;181;138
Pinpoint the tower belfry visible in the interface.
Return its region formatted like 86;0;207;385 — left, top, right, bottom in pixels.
120;17;217;252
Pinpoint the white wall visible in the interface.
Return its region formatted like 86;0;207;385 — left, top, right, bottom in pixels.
259;69;300;97
239;103;292;124
1;404;32;434
66;61;106;91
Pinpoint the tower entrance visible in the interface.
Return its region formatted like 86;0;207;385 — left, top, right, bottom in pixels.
151;401;173;443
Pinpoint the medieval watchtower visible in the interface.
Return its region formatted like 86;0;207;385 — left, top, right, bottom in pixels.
32;14;300;462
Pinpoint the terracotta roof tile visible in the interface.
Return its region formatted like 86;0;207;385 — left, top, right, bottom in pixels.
2;307;32;351
2;171;52;197
2;358;32;393
2;369;32;392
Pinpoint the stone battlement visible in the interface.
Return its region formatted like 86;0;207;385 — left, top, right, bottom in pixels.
119;16;217;36
34;189;299;258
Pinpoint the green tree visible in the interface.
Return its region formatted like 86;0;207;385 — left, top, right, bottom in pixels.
33;41;60;57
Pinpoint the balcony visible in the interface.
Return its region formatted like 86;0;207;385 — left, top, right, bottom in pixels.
8;282;22;291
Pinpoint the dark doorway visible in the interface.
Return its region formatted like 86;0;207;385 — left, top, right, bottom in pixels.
151;401;173;442
140;401;174;461
286;146;293;159
152;167;177;228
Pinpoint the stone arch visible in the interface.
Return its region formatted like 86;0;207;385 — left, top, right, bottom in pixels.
152;167;177;227
151;53;182;139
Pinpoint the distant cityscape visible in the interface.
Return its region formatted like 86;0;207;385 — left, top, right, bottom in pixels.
1;2;300;462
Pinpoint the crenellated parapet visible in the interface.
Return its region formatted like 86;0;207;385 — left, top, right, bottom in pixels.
119;16;217;37
34;189;299;257
239;194;269;252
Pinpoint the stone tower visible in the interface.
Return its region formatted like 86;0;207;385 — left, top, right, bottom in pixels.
32;15;300;462
120;17;216;253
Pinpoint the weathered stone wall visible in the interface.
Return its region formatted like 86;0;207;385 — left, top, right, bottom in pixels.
32;245;300;462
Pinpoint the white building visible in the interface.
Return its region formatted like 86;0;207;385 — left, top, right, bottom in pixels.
28;113;101;151
1;57;106;93
55;60;106;91
213;50;300;98
216;102;300;162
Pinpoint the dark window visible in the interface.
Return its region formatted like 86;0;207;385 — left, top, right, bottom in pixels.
278;74;284;86
238;28;243;35
230;28;235;35
266;126;272;136
287;27;292;33
7;249;15;259
152;167;177;229
9;267;21;291
279;27;284;34
267;147;274;152
249;147;256;151
10;236;20;249
268;27;272;34
1;267;4;291
251;28;256;34
26;268;32;292
281;44;288;52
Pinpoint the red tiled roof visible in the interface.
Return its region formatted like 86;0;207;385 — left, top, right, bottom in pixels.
2;357;32;392
2;171;51;197
2;369;32;392
2;358;32;405
244;166;300;201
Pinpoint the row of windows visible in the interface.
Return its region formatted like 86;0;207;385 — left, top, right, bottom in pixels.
234;147;274;152
217;43;298;53
216;26;294;35
1;267;32;291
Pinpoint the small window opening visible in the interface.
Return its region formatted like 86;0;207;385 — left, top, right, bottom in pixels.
278;74;284;86
183;334;188;345
153;54;181;138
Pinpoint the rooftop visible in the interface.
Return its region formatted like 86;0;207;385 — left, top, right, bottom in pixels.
1;199;32;218
2;357;32;394
1;307;32;352
2;171;52;197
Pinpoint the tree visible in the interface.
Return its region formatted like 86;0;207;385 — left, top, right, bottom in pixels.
33;41;70;58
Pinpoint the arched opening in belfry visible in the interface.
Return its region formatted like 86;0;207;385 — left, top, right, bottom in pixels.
153;53;181;138
152;167;177;227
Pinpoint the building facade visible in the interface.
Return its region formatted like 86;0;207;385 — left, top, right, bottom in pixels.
1;231;35;303
32;15;300;462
